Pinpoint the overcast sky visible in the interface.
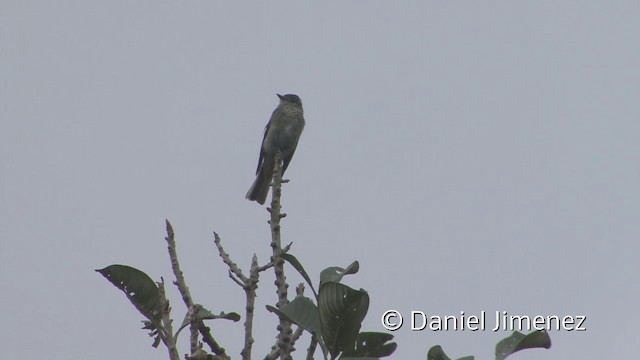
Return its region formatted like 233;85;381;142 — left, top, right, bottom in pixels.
2;1;638;359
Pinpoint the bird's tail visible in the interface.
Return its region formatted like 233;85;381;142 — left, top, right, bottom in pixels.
245;157;275;205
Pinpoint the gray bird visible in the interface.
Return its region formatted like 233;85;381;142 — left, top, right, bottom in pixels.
246;94;305;205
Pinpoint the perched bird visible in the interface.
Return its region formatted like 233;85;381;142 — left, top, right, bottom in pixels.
246;94;305;205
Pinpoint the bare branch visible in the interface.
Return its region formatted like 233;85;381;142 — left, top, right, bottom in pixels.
158;279;180;360
289;327;305;352
198;323;229;359
165;220;199;354
257;261;275;273
240;255;261;360
257;242;292;274
228;270;246;287
166;221;229;359
165;220;195;308
305;335;318;360
214;231;249;284
263;347;279;360
213;229;262;360
269;151;293;360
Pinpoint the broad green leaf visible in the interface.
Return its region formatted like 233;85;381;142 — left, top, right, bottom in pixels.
320;260;359;285
281;253;318;300
341;332;397;359
495;330;551;360
96;264;162;321
266;296;321;335
427;346;474;360
318;282;369;358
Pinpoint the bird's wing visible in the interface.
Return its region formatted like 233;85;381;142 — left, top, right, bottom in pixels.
256;120;271;174
282;137;300;174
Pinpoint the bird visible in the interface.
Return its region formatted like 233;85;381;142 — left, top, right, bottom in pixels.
246;94;305;205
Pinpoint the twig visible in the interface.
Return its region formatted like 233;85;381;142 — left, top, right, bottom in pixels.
166;221;230;359
198;323;229;359
264;325;304;360
306;335;318;360
214;232;249;283
158;279;180;360
290;327;305;352
165;220;198;354
268;151;292;360
214;231;260;360
229;271;246;287
239;255;260;360
257;242;292;273
263;347;279;360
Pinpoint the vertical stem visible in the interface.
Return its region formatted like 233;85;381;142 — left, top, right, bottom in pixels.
306;335;318;360
241;255;260;360
165;220;198;354
158;279;180;360
269;151;292;359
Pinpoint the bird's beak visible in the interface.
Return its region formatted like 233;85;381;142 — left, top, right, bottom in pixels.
277;94;284;100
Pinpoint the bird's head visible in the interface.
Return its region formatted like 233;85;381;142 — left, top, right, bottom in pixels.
277;93;303;107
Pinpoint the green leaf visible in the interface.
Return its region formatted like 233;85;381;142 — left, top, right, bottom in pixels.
266;296;322;335
96;264;162;321
427;346;474;360
320;260;359;286
281;253;318;300
318;282;369;358
427;346;452;360
495;330;551;360
176;306;241;338
194;307;241;322
341;332;397;359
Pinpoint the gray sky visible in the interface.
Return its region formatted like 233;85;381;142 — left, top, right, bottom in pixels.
2;1;638;359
